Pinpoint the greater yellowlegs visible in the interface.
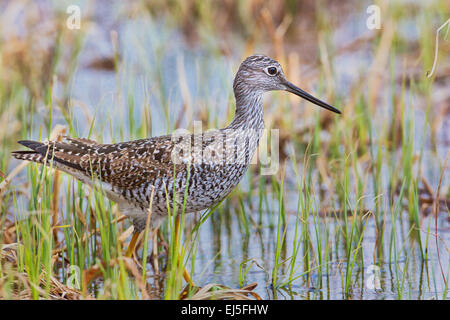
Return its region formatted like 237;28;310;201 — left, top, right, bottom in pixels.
12;54;340;284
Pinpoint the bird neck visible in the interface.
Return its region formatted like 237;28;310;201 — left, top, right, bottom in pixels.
220;93;264;168
227;94;264;130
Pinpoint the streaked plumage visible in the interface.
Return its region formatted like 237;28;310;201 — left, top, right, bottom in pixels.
12;55;340;232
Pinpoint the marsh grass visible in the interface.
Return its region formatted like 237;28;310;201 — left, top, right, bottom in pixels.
0;0;449;300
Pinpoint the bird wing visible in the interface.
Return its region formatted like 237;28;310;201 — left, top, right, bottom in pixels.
12;135;188;189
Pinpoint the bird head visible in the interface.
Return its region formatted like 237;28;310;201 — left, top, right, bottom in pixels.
233;54;341;114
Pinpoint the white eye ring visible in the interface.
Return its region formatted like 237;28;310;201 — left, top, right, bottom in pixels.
265;66;278;76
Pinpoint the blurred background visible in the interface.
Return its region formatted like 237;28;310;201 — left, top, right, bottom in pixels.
0;0;449;300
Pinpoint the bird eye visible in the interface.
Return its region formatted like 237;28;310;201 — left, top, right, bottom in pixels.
266;66;278;76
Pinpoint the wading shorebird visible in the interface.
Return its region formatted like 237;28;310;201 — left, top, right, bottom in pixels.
12;55;340;285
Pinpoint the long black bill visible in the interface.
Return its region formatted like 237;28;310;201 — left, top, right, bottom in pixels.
284;81;341;114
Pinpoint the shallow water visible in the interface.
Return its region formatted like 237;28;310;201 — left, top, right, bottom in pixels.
192;201;449;299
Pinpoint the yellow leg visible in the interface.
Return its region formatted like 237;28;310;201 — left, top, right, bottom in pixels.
125;232;140;258
183;268;193;286
174;215;194;287
125;220;194;286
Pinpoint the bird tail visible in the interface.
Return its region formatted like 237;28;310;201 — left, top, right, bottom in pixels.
11;140;84;171
12;141;50;164
11;149;46;164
